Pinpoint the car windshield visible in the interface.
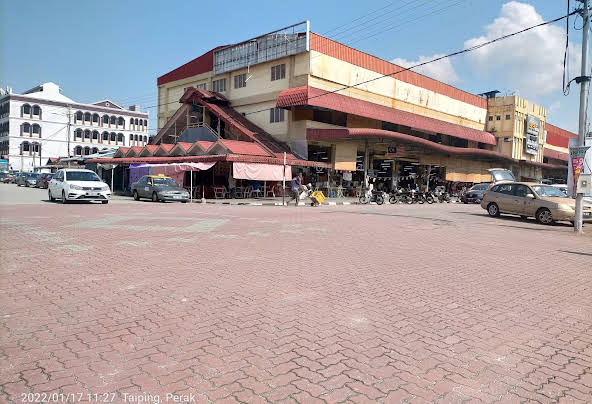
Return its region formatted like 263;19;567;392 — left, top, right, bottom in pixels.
532;185;568;198
471;184;489;191
66;171;101;181
153;177;177;186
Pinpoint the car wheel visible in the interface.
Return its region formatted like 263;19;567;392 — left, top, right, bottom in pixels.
133;190;140;201
61;191;68;204
152;192;158;202
48;189;54;202
536;208;554;225
487;202;500;217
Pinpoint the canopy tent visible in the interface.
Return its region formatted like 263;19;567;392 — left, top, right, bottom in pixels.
129;162;215;186
232;162;292;181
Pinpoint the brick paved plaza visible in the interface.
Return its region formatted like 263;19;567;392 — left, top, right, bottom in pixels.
1;185;591;403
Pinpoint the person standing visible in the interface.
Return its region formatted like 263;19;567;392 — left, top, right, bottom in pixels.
287;172;303;206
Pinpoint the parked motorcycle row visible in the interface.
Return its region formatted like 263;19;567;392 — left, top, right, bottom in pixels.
359;187;457;205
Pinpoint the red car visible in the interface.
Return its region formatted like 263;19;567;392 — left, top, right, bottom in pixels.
35;173;54;188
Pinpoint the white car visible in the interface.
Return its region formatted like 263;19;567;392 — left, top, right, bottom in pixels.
48;169;111;204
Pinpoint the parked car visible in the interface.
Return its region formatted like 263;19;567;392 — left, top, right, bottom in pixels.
25;173;40;187
131;174;190;202
0;172;10;183
460;183;490;204
481;182;592;225
48;169;111;204
36;173;54;189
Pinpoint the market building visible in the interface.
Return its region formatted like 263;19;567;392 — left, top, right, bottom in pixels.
0;82;149;171
91;22;576;196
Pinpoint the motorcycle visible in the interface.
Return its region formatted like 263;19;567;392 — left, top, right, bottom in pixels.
388;187;405;204
359;189;385;205
423;191;436;204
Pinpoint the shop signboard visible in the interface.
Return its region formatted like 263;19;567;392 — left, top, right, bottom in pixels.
385;145;406;157
524;115;541;155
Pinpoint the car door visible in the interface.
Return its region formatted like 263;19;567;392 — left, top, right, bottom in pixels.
511;184;529;215
495;183;515;212
138;176;150;198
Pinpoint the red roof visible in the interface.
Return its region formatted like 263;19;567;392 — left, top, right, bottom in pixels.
310;33;487;109
126;146;144;157
157;46;227;86
158;143;174;152
543;148;569;162
86;154;330;168
306;128;566;170
278;86;496;145
546;123;577;148
197;141;214;150
215;139;271;156
175;142;193;152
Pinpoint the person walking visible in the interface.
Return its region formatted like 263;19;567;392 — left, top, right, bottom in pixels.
287;172;303;206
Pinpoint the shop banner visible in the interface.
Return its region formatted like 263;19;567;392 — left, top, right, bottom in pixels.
525;115;541;155
232;162;292;181
568;138;591;196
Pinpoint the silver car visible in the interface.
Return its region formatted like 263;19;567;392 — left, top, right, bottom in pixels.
131;175;190;203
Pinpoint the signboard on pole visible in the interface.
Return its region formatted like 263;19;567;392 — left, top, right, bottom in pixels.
568;137;592;197
524;115;541;155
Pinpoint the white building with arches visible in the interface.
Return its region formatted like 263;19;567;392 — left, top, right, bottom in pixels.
0;82;149;171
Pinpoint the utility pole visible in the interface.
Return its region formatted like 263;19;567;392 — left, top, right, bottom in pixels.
575;0;590;234
67;105;72;168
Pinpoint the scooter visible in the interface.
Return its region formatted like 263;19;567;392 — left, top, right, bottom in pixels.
388;188;404;204
359;188;385;205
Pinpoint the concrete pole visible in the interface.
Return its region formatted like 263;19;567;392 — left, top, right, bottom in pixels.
363;140;369;189
283;152;286;206
190;168;193;203
575;0;590;234
111;166;114;193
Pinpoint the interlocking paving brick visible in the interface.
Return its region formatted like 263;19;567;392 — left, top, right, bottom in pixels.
1;191;592;403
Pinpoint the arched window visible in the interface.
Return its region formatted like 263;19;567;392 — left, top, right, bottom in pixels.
102;115;109;126
76;111;83;121
91;147;98;154
110;116;116;125
32;124;41;136
84;130;91;139
134;118;139;125
117;133;124;144
143;136;147;143
84;147;90;155
110;132;116;142
134;134;138;141
22;141;30;153
102;132;109;141
22;123;31;135
75;128;82;139
32;142;40;153
143;119;147;127
32;105;41;116
22;104;31;116
92;130;99;140
75;146;82;155
92;113;99;124
84;112;91;122
118;117;124;127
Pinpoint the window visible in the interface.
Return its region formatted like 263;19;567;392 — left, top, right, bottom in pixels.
110;116;116;125
110;132;116;141
183;86;194;92
92;113;99;123
75;129;82;138
134;134;138;141
488;116;493;121
103;115;109;125
84;147;90;155
74;146;82;155
92;130;99;140
269;107;285;123
22;142;30;152
84;112;91;122
32;124;40;135
505;114;511;120
234;73;246;89
514;184;530;198
92;147;98;154
496;115;501;121
134;118;138;125
271;64;286;81
32;105;40;116
102;132;109;141
118;117;124;127
76;111;83;121
143;119;147;127
196;83;207;90
117;133;124;143
22;104;31;115
497;184;514;195
22;123;31;135
212;78;227;92
32;143;39;153
84;130;91;139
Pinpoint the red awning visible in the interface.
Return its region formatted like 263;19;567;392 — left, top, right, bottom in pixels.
543;148;569;162
277;86;496;145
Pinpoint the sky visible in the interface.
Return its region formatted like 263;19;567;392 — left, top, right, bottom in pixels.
0;0;587;134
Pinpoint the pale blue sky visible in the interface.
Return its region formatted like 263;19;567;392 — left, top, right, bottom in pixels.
0;0;585;133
